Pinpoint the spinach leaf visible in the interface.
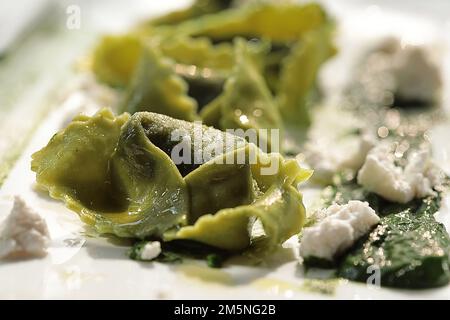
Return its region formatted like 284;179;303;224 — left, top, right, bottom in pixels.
319;178;450;289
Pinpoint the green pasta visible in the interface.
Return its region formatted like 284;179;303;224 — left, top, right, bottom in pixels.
32;109;311;254
90;1;335;135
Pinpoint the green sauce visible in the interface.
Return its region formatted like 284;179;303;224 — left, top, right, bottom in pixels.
316;179;450;289
339;195;450;288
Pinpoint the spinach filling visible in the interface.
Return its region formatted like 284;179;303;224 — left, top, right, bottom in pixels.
312;178;450;289
180;69;225;110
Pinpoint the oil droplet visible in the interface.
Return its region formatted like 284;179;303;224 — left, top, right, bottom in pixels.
239;115;249;124
377;126;389;138
252;278;339;296
395;140;410;157
301;279;340;295
177;264;233;285
252;278;299;296
385;110;400;130
253;109;263;117
201;68;212;78
186;65;197;76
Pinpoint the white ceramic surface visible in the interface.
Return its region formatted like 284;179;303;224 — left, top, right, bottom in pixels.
1;0;449;299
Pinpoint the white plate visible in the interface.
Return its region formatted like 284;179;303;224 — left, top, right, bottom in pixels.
1;0;450;299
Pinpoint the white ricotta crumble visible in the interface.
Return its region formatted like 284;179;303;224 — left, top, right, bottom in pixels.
357;144;441;203
299;201;380;261
0;196;50;259
372;36;401;55
338;133;377;171
404;149;443;198
362;38;441;106
392;46;442;103
302;141;337;183
140;241;161;261
303;132;376;183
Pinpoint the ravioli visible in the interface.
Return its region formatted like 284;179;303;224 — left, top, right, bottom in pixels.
200;39;282;152
121;45;198;121
172;1;336;126
175;148;310;252
31;110;188;238
92;35;142;88
90;1;335;137
175;2;329;42
159;36;235;72
277;24;336;127
32;109;311;253
141;0;235;27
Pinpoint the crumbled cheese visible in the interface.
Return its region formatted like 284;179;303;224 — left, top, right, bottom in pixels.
299;201;380;261
357;144;413;203
303;132;376;183
140;241;161;261
338;133;377;171
372;36;401;55
392;46;441;102
302;140;337;183
404;149;442;198
0;196;50;259
357;145;441;203
367;38;441;104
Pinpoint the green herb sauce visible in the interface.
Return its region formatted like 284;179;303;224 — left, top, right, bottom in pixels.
316;179;450;289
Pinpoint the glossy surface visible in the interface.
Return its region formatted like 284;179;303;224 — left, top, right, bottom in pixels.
2;0;450;299
91;1;335;135
317;181;450;288
31;109;310;252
